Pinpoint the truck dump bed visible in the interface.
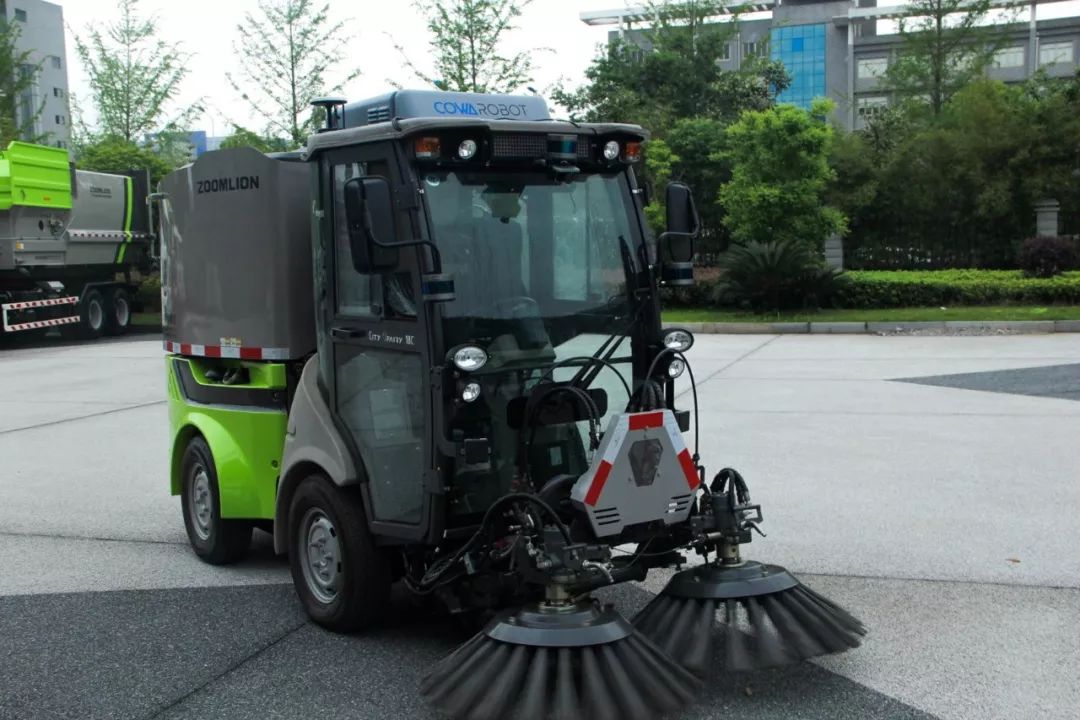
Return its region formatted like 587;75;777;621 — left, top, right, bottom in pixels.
159;147;314;360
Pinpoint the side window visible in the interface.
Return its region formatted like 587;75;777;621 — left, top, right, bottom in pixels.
333;160;417;320
334;162;377;317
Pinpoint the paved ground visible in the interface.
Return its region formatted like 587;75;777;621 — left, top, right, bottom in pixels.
2;333;1078;720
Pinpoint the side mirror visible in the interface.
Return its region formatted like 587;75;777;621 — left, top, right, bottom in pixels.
343;176;399;272
659;182;699;286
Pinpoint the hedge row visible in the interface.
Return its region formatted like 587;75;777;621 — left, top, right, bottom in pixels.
835;270;1080;308
663;269;1080;308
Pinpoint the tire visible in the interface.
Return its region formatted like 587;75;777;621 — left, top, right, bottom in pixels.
180;436;252;564
105;287;131;336
288;475;391;632
78;289;106;339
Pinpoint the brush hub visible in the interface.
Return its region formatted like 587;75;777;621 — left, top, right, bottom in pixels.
485;600;635;647
663;560;800;599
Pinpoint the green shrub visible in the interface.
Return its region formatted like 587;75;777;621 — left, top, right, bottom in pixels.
137;274;162;311
718;240;842;311
834;270;1080;308
1017;236;1079;278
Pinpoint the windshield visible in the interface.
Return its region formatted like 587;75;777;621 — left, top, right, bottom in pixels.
423;170;641;368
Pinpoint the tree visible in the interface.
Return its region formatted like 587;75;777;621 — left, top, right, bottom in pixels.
720;99;846;250
228;0;360;147
75;0;195;143
886;0;1015;115
553;0;789;129
0;19;44;145
218;126;291;154
76;137;172;187
397;0;535;94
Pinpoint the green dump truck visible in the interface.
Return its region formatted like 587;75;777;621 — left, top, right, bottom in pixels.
0;141;152;339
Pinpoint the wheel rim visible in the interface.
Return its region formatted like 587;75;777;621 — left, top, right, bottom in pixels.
299;508;342;604
87;299;103;331
114;297;129;327
189;466;213;541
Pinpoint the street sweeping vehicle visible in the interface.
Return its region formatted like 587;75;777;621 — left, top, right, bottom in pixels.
0;141;151;339
162;89;865;720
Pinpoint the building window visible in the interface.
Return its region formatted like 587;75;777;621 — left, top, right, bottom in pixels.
771;24;826;109
55;115;65;125
993;46;1025;68
49;56;62;69
857;57;889;79
55;140;66;149
1039;40;1073;66
53;87;65;98
743;40;769;59
856;95;889;119
720;42;730;61
13;7;26;21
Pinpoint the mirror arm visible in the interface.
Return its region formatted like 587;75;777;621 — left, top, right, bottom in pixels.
343;176;444;273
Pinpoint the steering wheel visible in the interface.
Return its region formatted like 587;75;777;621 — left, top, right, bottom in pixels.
492;295;540;319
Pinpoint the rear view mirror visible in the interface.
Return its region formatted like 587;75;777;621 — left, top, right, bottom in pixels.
343;176;399;272
659;182;699;286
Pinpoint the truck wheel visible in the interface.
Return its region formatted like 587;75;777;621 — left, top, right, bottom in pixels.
288;475;391;632
78;289;106;339
180;436;252;564
105;287;131;336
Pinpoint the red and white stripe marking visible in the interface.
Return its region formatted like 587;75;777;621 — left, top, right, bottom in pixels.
2;296;78;311
4;315;80;332
582;409;700;507
163;340;291;361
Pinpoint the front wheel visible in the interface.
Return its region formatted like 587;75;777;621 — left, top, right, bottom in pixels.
288;475;391;632
180;436;252;564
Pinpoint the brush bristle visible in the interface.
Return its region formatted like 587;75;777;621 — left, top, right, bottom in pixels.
634;582;867;675
420;628;701;720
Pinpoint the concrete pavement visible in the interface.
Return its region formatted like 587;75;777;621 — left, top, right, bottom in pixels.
2;334;1078;719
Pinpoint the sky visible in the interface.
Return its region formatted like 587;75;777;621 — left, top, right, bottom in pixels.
51;0;625;137
50;0;1080;138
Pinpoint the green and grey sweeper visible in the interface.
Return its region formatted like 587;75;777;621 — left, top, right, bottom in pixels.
161;89;866;720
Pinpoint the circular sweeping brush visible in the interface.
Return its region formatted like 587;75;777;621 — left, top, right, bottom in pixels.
420;599;701;720
633;560;866;676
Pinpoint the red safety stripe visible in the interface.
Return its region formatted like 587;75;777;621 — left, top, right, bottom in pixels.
677;449;700;489
584;460;613;507
2;296;78;310
628;411;664;431
163;340;291;361
5;316;79;331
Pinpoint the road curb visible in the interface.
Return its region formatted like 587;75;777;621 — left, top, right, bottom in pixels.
666;320;1080;334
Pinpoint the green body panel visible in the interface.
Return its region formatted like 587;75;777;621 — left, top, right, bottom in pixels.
116;175;134;263
167;357;288;520
0;141;73;210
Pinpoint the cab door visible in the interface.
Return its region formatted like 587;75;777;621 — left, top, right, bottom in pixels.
323;142;432;541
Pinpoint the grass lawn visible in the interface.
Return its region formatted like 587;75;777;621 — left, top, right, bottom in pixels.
132;312;160;329
663;306;1080;323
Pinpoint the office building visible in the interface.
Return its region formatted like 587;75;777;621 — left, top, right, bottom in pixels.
3;0;70;148
581;0;1080;129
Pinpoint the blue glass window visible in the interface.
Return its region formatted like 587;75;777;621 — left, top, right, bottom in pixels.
770;23;827;109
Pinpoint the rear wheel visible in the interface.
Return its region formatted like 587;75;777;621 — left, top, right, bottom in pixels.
288;475;391;632
180;436;252;564
105;287;131;336
78;289;106;339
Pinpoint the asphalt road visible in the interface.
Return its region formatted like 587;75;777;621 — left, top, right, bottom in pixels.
1;333;1079;720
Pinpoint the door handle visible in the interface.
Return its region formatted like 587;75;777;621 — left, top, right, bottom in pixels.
331;327;363;340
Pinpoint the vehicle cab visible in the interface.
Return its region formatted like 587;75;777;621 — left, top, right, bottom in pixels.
302;90;699;547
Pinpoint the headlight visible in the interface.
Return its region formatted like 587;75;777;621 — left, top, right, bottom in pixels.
661;328;695;353
667;358;686;378
458;139;477;160
461;382;481;402
603;140;620;161
452;345;488;372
